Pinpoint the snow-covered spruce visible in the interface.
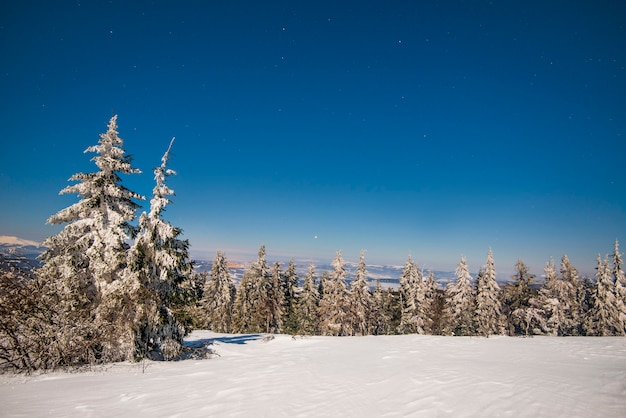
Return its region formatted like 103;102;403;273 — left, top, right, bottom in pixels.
39;115;145;364
444;256;476;336
349;250;373;336
397;255;426;334
318;250;351;336
126;138;196;360
474;249;504;336
199;251;235;333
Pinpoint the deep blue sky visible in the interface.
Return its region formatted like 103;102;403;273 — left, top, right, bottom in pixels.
1;1;625;277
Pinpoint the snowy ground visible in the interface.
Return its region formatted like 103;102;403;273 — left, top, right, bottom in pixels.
2;332;625;417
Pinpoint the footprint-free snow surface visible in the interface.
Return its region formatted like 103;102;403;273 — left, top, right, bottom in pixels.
2;331;625;417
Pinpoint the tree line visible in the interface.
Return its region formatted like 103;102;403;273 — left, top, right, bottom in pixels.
1;115;624;373
195;242;626;339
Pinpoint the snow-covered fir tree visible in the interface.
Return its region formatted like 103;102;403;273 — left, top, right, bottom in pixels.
503;258;537;335
370;279;392;335
39;115;144;362
255;261;284;333
560;254;584;335
610;240;626;334
397;255;426;334
233;245;270;333
349;250;373;336
280;259;299;334
296;263;319;335
474;249;504;336
232;268;257;333
444;256;476;336
125;138;195;360
585;255;622;336
423;270;445;334
318;251;351;336
534;258;574;336
40;116;143;301
200;251;235;333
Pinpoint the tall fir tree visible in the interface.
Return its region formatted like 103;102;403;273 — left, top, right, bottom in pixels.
281;259;299;334
585;255;622;336
397;255;426;334
560;254;584;335
255;262;284;333
503;258;537;335
125;138;195;360
296;263;319;335
474;249;504;336
233;245;270;333
200;251;235;333
370;280;392;335
232;269;257;333
423;270;445;334
318;251;351;336
349;250;373;336
610;240;626;334
534;259;566;336
39;115;144;362
444;256;476;336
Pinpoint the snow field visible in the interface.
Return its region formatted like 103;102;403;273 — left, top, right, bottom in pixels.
1;331;625;417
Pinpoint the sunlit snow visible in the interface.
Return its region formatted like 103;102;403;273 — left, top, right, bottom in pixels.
2;331;625;417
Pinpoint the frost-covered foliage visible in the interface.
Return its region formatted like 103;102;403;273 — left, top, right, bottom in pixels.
475;249;504;336
296;263;319;335
38;116;145;364
41;116;143;292
2;117;199;371
370;280;393;335
318;251;351;336
585;254;624;336
197;244;624;339
233;245;270;333
444;257;476;336
280;259;299;334
255;262;284;333
423;270;446;334
199;251;235;333
125;138;196;360
502;259;537;335
560;255;585;335
349;250;373;336
534;258;574;336
397;255;427;334
611;240;626;334
232;269;257;333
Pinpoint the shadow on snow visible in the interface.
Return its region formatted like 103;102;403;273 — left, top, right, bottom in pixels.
184;334;264;350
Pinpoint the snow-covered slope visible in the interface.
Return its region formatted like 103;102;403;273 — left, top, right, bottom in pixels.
0;236;41;248
2;332;625;417
0;235;45;258
0;236;44;271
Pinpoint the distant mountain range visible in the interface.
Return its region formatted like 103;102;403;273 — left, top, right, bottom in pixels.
0;236;44;272
0;235;44;255
193;258;459;289
0;236;465;288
